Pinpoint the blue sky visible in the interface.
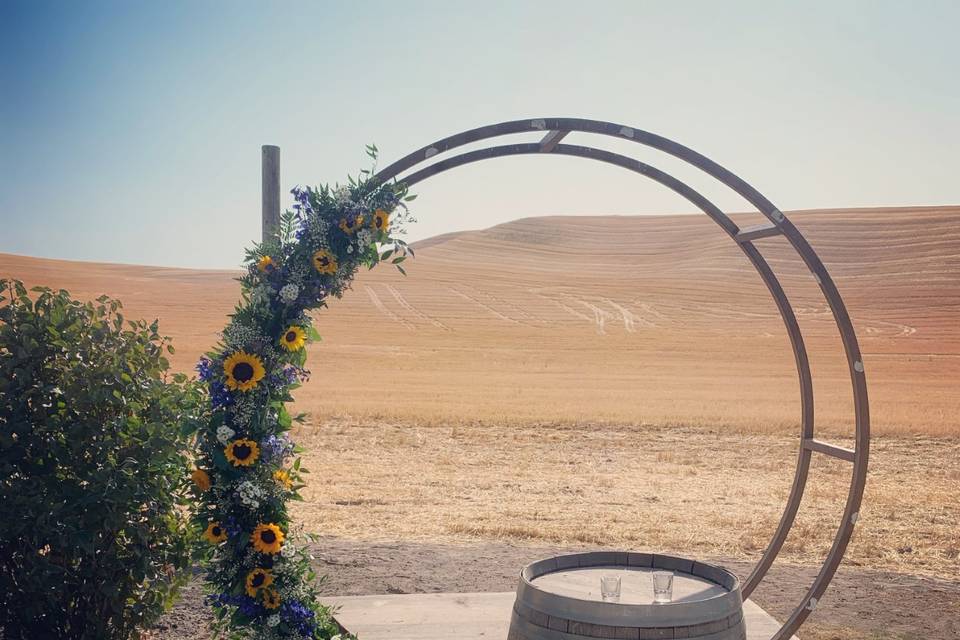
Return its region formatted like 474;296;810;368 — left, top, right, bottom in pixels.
2;0;958;268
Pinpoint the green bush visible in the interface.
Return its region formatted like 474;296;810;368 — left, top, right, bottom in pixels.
0;280;205;639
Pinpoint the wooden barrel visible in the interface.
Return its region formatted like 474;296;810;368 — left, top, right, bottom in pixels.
508;552;745;640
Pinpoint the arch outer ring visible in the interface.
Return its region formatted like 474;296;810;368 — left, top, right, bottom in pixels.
374;120;869;640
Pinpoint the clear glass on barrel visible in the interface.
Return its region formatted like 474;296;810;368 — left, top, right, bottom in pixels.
600;574;621;602
652;570;674;603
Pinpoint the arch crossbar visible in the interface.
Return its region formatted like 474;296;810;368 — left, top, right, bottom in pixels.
374;119;869;640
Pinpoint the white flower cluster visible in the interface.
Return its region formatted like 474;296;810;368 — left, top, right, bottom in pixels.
357;227;373;248
302;212;332;247
231;395;259;427
216;425;235;445
333;185;352;206
267;614;280;627
236;480;264;509
222;322;263;350
279;283;299;304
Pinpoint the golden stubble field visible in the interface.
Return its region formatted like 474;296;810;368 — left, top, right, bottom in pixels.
2;206;958;577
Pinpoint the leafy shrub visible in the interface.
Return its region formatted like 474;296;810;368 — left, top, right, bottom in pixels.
0;280;205;639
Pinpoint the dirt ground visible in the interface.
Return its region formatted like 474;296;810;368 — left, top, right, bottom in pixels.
148;422;960;640
289;421;959;578
152;538;960;640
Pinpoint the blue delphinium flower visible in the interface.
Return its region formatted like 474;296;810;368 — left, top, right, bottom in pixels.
209;380;234;409
196;356;214;381
280;600;316;635
291;186;313;214
223;516;243;537
261;434;295;464
207;593;261;618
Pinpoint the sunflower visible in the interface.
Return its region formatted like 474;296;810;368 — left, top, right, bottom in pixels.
312;250;338;274
371;209;389;234
244;568;274;596
338;214;363;235
279;325;306;352
191;468;211;492
203;522;228;544
224;438;260;467
251;523;285;554
261;587;281;609
257;255;276;274
273;469;292;489
223;351;266;392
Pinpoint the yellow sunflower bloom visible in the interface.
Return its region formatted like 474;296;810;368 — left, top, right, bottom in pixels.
244;568;273;596
224;438;260;467
261;587;281;609
257;255;276;273
338;214;363;235
371;209;389;234
273;469;292;489
203;522;228;544
312;250;338;274
279;326;306;352
191;468;211;492
223;351;266;392
251;523;284;555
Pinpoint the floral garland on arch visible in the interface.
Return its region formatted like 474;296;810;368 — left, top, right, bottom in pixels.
190;146;414;639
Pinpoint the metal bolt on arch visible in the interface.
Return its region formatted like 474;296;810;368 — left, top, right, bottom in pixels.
263;118;869;640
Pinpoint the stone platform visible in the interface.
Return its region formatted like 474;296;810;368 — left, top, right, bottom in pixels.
324;592;796;639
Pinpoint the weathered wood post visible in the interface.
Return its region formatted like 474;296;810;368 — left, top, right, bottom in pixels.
261;145;281;242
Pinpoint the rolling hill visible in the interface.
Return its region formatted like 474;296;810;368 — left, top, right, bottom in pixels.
2;206;958;435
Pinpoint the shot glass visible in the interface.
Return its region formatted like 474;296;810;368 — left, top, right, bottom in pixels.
652;570;674;603
600;574;622;602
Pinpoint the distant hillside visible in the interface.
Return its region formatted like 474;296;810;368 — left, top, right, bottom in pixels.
2;206;958;435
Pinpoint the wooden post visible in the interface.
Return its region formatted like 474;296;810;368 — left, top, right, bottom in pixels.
261;145;280;243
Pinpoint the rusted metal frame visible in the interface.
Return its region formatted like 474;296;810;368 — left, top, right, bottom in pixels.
766;225;870;640
396;141;816;605
803;438;856;462
539;130;569;152
735;222;781;243
378;121;869;640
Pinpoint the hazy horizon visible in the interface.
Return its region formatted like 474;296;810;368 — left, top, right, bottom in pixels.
3;0;959;269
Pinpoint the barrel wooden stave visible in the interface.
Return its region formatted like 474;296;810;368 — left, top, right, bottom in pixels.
508;553;746;640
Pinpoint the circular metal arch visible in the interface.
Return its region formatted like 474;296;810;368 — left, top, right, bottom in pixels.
374;119;869;640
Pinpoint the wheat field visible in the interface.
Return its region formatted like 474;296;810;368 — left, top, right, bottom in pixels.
2;206;958;575
4;206;957;435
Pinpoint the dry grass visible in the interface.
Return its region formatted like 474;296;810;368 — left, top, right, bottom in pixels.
290;419;959;577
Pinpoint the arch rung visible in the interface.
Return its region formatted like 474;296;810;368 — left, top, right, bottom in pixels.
736;222;781;243
539;130;569;152
803;438;856;462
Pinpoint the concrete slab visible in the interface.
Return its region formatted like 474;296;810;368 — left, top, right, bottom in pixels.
324;592;797;639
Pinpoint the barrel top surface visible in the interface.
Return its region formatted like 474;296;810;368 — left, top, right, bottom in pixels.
532;566;727;605
515;553;743;627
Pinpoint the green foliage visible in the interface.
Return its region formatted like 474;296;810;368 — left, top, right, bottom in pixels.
0;280;207;640
194;150;411;639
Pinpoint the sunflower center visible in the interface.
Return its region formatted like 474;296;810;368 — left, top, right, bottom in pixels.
233;444;252;460
376;217;384;228
252;573;265;587
212;526;222;537
285;331;297;342
232;362;255;382
261;530;277;544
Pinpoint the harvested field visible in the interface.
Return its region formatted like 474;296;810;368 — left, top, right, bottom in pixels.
3;206;958;436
